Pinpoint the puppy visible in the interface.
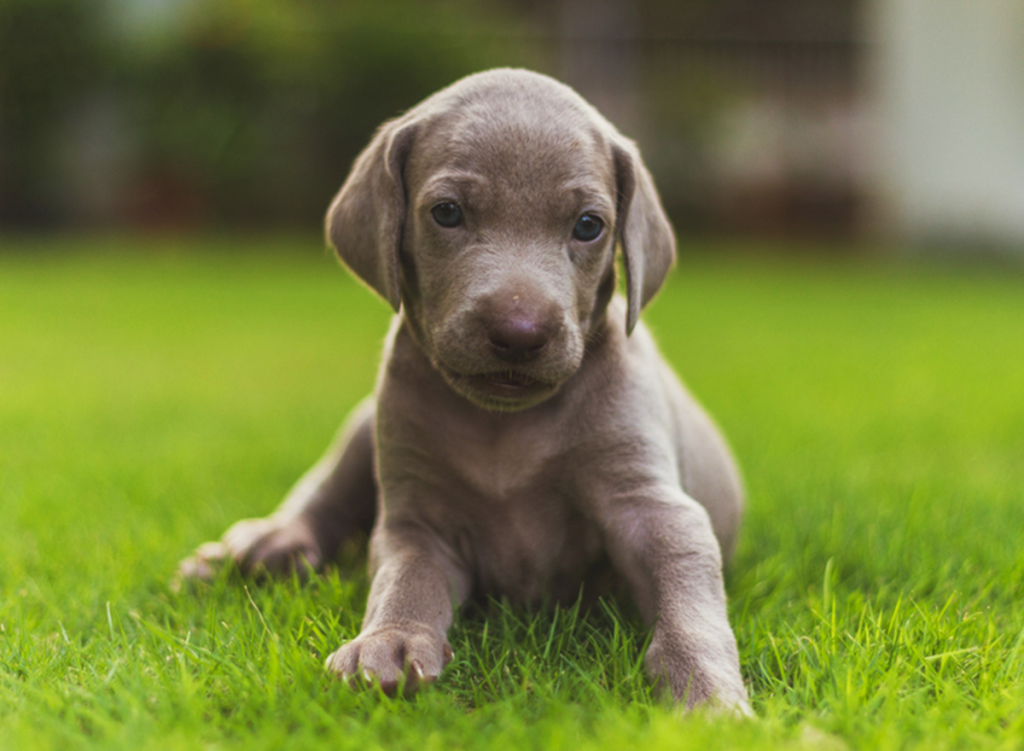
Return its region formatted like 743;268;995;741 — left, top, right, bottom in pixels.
180;69;749;711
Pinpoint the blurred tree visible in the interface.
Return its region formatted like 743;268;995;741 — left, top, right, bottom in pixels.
0;0;110;225
0;0;539;229
119;0;538;227
0;0;865;236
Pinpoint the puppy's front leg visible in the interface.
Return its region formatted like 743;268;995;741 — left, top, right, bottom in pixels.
178;398;377;580
599;487;749;711
326;523;469;693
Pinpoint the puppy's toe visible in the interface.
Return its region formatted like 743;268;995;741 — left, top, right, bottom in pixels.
403;633;454;685
644;631;749;711
326;627;453;696
325;642;361;682
351;638;406;694
326;639;403;694
222;518;276;559
223;517;322;576
174;541;230;587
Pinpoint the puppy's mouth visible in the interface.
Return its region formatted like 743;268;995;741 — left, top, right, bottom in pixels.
468;370;558;410
437;361;559;409
478;370;539;389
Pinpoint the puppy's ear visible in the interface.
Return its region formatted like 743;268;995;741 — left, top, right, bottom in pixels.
326;118;419;311
612;139;676;335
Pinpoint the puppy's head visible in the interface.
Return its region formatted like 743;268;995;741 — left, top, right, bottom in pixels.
327;69;675;411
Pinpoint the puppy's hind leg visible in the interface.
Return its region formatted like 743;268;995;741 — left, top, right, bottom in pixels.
178;397;378;580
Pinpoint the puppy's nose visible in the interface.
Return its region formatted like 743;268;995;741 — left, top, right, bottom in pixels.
487;315;558;363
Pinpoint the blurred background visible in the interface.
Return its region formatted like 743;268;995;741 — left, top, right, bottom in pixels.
1;0;1022;250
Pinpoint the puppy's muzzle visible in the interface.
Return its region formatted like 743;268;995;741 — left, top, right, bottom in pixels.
431;285;581;410
474;288;565;366
486;313;562;364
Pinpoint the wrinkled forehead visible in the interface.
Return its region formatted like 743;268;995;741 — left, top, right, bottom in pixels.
405;89;617;211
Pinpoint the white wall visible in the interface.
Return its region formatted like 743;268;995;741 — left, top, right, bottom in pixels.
868;0;1024;247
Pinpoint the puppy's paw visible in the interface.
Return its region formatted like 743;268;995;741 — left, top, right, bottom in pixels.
176;516;323;582
174;541;232;585
645;631;750;714
223;516;324;575
325;625;454;696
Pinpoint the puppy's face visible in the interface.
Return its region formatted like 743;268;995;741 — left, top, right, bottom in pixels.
398;107;618;411
327;70;676;412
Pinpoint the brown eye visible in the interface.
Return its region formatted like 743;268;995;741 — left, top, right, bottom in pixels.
572;214;603;242
431;202;463;228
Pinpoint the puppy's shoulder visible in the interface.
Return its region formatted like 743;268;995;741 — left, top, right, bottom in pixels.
584;297;670;386
569;298;676;429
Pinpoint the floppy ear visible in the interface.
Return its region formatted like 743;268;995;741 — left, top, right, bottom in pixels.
325;118;419;311
612;139;676;335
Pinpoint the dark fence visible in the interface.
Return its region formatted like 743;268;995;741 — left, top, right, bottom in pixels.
0;0;867;236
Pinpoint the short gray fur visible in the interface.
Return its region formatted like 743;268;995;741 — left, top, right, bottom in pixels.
179;69;749;711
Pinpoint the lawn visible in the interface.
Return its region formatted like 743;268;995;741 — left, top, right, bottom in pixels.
1;235;1022;750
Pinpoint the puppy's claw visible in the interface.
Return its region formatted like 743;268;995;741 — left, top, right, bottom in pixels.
325;627;450;696
172;542;231;590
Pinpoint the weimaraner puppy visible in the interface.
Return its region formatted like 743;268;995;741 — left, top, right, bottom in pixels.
180;68;748;711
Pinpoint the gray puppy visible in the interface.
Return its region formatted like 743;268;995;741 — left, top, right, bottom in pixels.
180;69;749;711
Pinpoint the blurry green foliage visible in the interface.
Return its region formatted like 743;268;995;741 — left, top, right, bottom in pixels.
0;0;862;233
0;0;111;223
0;0;540;227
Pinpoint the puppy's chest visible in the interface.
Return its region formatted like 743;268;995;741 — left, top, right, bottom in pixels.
434;426;604;601
463;489;602;603
444;425;557;500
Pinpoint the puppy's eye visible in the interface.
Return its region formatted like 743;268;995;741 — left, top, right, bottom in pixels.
572;214;603;242
431;202;463;228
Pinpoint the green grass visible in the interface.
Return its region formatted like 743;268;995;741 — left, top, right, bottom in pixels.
1;234;1023;749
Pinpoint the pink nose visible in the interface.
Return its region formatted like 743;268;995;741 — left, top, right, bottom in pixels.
479;290;563;364
487;315;555;363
